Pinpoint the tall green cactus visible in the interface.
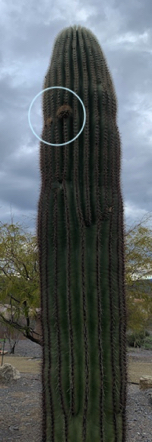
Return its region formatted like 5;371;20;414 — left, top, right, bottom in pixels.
37;25;127;442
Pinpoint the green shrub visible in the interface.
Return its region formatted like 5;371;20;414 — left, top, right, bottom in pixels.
127;330;150;348
142;336;152;350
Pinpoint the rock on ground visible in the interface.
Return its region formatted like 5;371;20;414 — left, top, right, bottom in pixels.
0;363;20;383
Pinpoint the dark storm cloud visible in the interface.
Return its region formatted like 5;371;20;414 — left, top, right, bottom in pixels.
113;0;152;33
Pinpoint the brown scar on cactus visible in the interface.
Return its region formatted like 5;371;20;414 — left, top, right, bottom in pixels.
44;116;53;128
44;105;73;127
55;104;73;119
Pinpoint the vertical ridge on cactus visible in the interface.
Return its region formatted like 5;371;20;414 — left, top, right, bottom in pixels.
37;24;127;442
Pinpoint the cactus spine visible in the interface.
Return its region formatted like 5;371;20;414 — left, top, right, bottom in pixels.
37;25;127;442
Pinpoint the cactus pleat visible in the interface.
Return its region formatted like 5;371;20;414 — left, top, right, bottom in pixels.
37;25;127;442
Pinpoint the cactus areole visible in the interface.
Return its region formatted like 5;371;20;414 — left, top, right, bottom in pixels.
37;25;127;442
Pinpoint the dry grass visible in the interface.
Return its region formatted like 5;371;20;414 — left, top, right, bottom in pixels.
1;355;41;374
1;354;152;384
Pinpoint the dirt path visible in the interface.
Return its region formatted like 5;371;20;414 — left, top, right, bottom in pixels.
1;348;152;383
1;355;41;374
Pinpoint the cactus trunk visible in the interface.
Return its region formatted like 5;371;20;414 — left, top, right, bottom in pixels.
37;25;127;442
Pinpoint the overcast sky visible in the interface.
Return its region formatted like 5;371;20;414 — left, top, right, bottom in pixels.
0;0;152;240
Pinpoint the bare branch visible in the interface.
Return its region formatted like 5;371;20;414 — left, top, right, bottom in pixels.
0;313;42;346
10;247;31;280
0;265;12;279
8;293;20;304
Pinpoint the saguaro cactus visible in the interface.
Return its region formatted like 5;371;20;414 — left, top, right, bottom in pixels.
37;25;127;442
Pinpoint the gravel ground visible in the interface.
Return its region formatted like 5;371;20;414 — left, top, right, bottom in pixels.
3;339;42;358
0;339;152;441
